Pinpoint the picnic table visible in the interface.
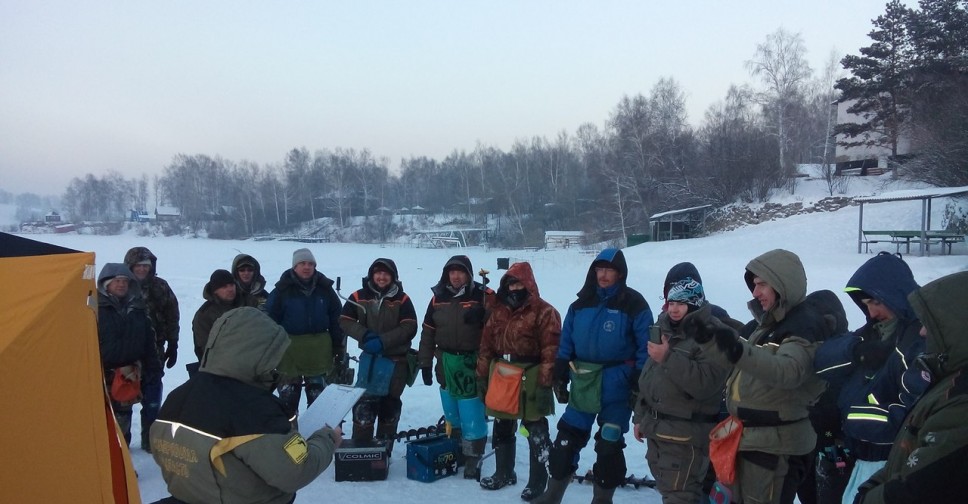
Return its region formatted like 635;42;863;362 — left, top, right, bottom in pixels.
862;230;965;255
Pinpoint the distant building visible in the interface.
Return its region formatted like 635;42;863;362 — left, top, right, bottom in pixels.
649;205;712;242
835;99;914;175
544;231;585;250
44;211;62;224
155;206;181;222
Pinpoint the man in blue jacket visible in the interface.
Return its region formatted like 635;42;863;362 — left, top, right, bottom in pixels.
536;248;652;504
814;252;928;504
265;248;344;419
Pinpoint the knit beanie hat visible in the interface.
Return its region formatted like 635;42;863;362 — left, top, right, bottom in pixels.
209;269;235;290
666;277;705;308
292;248;316;267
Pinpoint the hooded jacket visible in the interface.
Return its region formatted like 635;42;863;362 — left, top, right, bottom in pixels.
124;246;180;354
192;276;247;361
339;258;418;359
418;255;495;377
858;271;968;504
476;262;562;387
232;254;268;309
705;249;840;456
97;263;161;387
559;248;652;368
633;303;733;448
814;252;928;460
151;307;338;504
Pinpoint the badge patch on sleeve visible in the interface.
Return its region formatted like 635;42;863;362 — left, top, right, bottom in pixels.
283;435;309;464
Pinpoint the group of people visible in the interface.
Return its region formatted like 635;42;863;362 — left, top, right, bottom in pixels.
93;244;968;504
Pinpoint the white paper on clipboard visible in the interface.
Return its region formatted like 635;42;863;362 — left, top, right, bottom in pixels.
297;384;366;438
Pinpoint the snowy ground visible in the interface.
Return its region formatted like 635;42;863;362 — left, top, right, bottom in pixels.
24;177;968;504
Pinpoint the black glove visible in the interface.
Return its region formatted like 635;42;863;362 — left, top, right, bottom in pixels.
853;338;893;370
477;377;488;401
421;366;433;386
714;328;744;363
553;358;570;385
164;343;178;369
553;381;569;404
463;304;486;325
683;317;714;344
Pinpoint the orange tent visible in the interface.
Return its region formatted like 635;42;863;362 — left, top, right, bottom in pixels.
0;232;140;503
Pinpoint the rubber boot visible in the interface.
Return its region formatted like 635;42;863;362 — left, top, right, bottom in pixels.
531;474;572;504
352;421;375;442
480;442;517;490
376;421;398;456
521;442;548;500
591;484;615;504
463;438;487;480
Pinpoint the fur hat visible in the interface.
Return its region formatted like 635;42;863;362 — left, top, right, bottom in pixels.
209;269;235;290
292;248;316;267
666;277;706;308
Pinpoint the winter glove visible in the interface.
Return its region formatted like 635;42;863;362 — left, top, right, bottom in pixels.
553;381;569;404
362;331;383;354
477;377;488;401
714;328;744;363
463;304;486;326
852;338;893;370
164;343;178;369
553;358;571;385
421;366;433;386
683;317;714;344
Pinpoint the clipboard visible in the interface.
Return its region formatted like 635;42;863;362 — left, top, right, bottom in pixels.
297;384;366;438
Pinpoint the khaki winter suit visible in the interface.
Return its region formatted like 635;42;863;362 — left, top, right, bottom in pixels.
701;249;833;504
633;304;732;504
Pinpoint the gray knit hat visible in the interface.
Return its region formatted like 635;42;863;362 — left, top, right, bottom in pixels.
292;248;316;267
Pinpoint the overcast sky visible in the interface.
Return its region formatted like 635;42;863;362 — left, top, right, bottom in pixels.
1;1;898;195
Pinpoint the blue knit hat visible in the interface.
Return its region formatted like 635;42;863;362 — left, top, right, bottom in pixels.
666;277;705;308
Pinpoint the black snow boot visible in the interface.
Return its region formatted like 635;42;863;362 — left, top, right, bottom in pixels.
531;474;572;504
463;438;487;480
591;484;615;504
521;418;551;500
141;429;152;453
521;444;548;500
480;442;517;490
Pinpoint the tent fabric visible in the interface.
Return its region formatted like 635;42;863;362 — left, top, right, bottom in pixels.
0;232;140;503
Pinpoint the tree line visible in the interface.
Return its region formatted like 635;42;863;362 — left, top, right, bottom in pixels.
57;1;968;246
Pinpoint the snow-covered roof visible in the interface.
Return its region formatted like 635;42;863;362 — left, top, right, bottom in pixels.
854;186;968;203
544;231;584;237
650;205;712;219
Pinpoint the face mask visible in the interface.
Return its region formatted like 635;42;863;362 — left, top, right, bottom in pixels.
506;288;530;307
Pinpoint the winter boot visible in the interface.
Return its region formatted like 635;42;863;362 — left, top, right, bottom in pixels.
521;444;548;500
463;437;487;480
531;474;572;504
591;484;616;504
480;442;517;490
376;421;399;456
521;418;551;500
352;420;375;442
141;430;152;453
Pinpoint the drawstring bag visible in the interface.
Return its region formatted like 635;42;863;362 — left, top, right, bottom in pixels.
568;361;603;413
356;352;395;396
110;363;142;406
708;416;744;485
441;352;478;399
484;360;525;416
